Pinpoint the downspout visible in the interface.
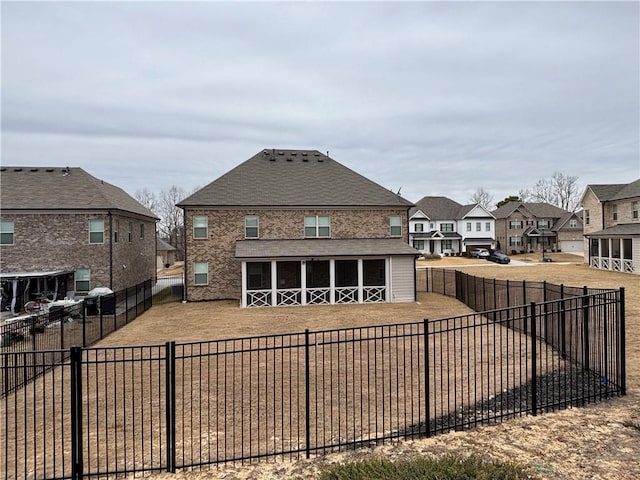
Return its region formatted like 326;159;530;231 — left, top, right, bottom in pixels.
108;210;113;290
182;207;188;302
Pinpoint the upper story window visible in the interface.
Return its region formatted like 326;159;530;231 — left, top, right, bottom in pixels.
1;220;15;245
585;209;590;225
414;223;424;232
114;219;119;243
485;222;491;231
140;224;145;239
570;219;578;228
194;262;208;285
389;216;402;236
75;269;91;292
440;223;454;232
193;216;208;239
429;222;435;230
612;205;618;221
538;220;549;229
475;222;481;232
128;222;133;242
245;215;259;238
466;222;472;232
633;202;638;220
509;220;522;230
305;215;330;238
89;220;104;244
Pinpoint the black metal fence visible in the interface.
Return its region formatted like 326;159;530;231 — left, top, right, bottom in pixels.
1;282;625;479
0;279;153;396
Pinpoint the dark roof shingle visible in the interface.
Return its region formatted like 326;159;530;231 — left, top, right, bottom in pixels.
178;149;414;208
0;167;157;219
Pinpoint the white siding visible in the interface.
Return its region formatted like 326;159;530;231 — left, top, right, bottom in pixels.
633;238;640;274
390;256;415;303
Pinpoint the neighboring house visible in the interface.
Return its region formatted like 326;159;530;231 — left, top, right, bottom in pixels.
0;167;158;314
157;236;177;269
176;149;419;307
581;179;640;274
408;197;495;255
492;202;582;254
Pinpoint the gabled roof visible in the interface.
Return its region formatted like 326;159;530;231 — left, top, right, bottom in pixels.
157;237;176;252
0;167;157;219
458;203;495;219
410;196;462;220
584;180;640;202
553;211;583;231
492;201;569;219
177;149;414;208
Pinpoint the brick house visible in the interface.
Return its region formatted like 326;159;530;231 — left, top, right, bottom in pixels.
177;149;419;307
492;202;583;254
408;197;495;255
581;179;640;274
0;167;158;313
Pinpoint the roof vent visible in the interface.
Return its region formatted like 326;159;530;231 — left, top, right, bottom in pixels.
30;168;39;172
278;151;284;155
0;168;6;172
314;152;320;156
14;168;23;172
317;159;324;162
269;157;276;162
291;152;297;156
302;152;308;156
286;158;293;162
302;158;309;162
46;168;54;172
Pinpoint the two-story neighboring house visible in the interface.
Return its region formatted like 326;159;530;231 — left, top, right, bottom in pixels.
177;149;419;307
408;197;495;255
492;202;582;254
581;179;640;274
0;167;158;313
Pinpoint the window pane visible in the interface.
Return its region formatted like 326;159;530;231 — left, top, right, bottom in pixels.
304;217;316;227
89;220;103;232
247;262;271;290
277;261;301;289
75;269;90;291
318;216;330;227
363;259;385;286
194;216;207;228
194;262;208;285
1;220;14;233
306;260;330;288
89;232;103;243
318;226;330;237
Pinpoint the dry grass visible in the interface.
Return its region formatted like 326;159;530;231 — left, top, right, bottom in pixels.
110;257;640;480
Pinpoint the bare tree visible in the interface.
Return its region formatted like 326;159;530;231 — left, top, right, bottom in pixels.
134;188;158;214
530;172;581;211
469;187;494;209
157;185;187;260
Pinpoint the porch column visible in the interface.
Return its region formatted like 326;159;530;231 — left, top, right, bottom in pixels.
240;261;247;308
301;260;307;306
357;259;363;303
329;260;336;304
271;260;277;306
11;279;18;315
608;238;613;270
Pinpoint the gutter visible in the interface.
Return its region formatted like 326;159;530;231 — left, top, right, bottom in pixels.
108;210;113;290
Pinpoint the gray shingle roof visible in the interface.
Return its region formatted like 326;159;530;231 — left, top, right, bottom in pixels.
410;196;462;220
177;149;414;208
586;223;640;236
0;167;157;219
492;202;569;219
236;238;420;259
586;183;633;201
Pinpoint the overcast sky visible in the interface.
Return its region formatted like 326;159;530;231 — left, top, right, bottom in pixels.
2;1;639;207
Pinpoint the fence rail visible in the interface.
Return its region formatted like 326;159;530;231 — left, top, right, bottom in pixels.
1;272;625;480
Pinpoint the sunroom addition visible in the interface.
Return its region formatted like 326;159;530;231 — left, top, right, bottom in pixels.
236;238;419;307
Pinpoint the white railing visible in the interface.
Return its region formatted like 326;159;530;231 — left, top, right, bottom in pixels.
363;286;386;303
623;259;634;273
247;290;272;307
335;287;358;304
307;288;330;305
277;289;302;306
601;258;610;270
590;256;634;274
612;258;622;271
590;257;600;269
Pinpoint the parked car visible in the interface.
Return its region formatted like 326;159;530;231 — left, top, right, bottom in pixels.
487;251;511;264
470;248;490;258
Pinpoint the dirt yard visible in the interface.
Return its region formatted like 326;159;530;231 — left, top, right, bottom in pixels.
110;255;639;480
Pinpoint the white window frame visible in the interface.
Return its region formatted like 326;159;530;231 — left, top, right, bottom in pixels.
485;222;491;232
193;216;208;239
612;205;618;221
570;219;578;228
89;219;104;244
414;223;424;233
1;220;15;245
510;236;522;246
389;216;402;237
585;209;590;225
245;215;259;238
633;202;638;220
194;262;209;285
466;222;472;232
476;222;481;232
440;223;454;232
305;215;330;238
75;269;91;292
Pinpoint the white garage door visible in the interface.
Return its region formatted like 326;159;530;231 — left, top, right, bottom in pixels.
559;241;584;255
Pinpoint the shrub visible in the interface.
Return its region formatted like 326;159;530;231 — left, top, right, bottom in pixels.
319;454;535;480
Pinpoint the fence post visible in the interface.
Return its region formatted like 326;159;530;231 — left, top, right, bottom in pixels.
560;285;566;359
125;287;129;324
582;286;590;371
304;329;311;459
424;319;430;437
530;302;537;417
70;346;84;480
165;341;176;473
619;288;626;396
543;281;549;345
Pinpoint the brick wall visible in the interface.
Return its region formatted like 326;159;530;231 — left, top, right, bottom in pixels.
183;208;409;301
0;211;156;293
